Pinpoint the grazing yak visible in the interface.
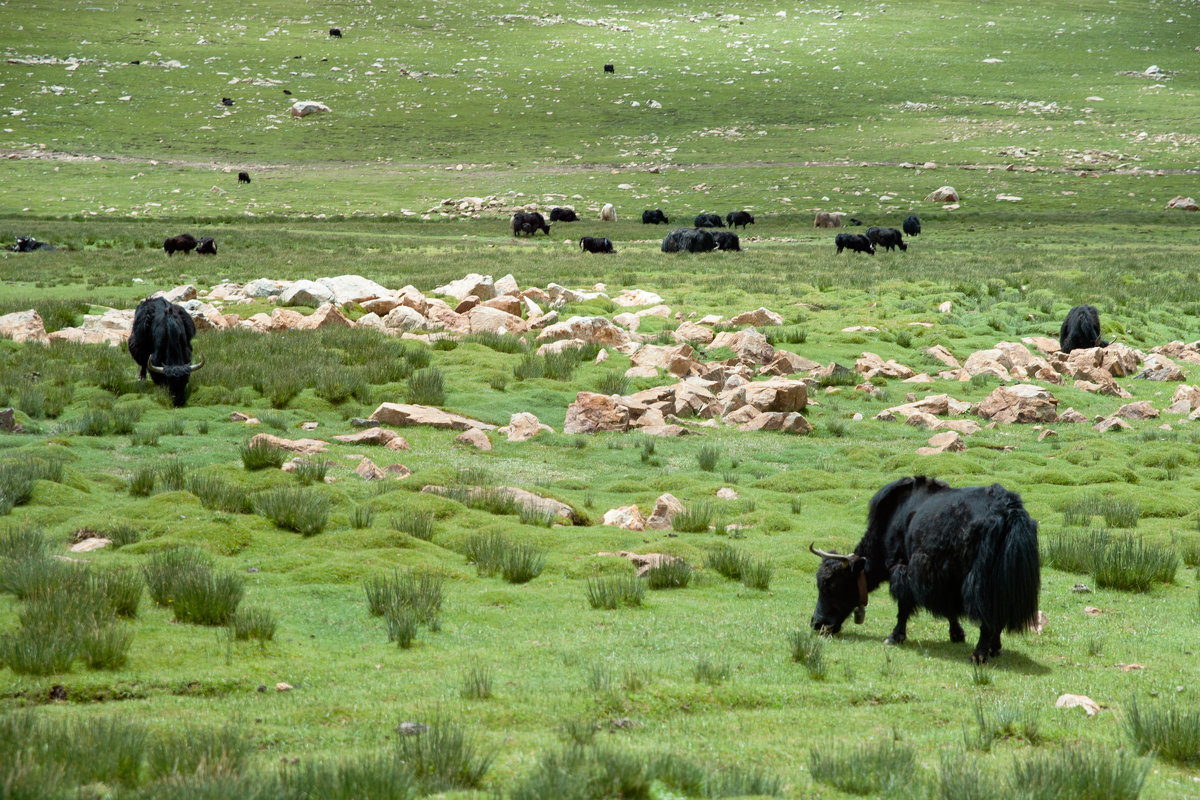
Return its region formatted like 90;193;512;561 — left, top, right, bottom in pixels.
726;211;754;229
511;211;550;236
834;233;874;255
600;203;616;221
814;211;844;228
711;231;741;251
10;236;55;252
694;213;724;228
848;217;864;226
549;207;579;222
163;233;198;256
329;28;342;37
903;215;921;236
810;476;1040;663
866;226;908;252
238;171;251;184
604;64;615;73
642;209;669;225
196;237;217;255
1060;305;1110;353
579;236;615;254
128;297;205;407
661;228;716;253
221;97;234;107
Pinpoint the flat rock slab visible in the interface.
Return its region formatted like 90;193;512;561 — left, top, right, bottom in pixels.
597;551;684;576
249;433;328;454
332;427;407;448
370;403;496;431
422;485;582;525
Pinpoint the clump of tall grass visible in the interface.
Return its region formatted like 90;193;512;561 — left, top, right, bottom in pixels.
364;569;444;626
393;719;494;794
586;575;645;609
0;523;48;561
789;629;827;680
391;510;435;541
232;607;278;643
146;723;251;780
706;544;746;581
1010;746;1150;800
1123;695;1200;766
462;530;508;576
1041;529;1111;574
966;698;1041;751
292;459;328;486
1064;494;1141;528
186;474;253;514
92;566;143;618
1094;535;1178;591
696;445;721;472
741;558;772;590
501;542;545;584
407;366;445;405
240;440;286;471
128;465;156;497
596;370;629;396
939;754;994;800
106;523;141;549
171;569;245;626
254;487;329;536
693;656;731;686
463;331;527;353
672;500;714;533
460;666;493;700
349;505;374;529
809;739;917;796
646;558;691;590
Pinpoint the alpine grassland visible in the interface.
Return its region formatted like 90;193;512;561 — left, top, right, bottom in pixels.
1;1;1199;797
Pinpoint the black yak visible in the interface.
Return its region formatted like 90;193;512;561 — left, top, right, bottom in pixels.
642;209;669;225
903;215;921;236
604;64;614;73
834;233;874;255
511;211;550;236
128;297;204;407
196;237;217;255
693;213;724;228
163;234;197;256
725;211;754;229
579;236;615;254
661;228;716;253
10;236;55;252
866;226;908;252
711;231;741;251
1059;305;1110;353
810;476;1040;663
329;28;342;38
549;207;579;222
221;97;234;107
238;171;251;184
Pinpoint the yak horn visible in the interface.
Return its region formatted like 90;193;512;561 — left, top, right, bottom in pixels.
188;355;206;373
809;542;852;563
146;360;166;374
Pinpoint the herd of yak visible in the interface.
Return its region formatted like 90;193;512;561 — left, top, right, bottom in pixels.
507;207;922;255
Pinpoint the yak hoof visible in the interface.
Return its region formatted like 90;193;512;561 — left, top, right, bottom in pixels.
949;629;966;644
884;634;906;646
970;650;990;664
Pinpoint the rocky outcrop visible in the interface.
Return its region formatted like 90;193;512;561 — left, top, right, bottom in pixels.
498;412;553;442
646;494;685;530
535;316;631;350
728;307;784;327
974;384;1059;424
564;392;630;434
370;403;496;431
422;485;582;524
0;310;47;345
248;433;328;454
603;505;646;531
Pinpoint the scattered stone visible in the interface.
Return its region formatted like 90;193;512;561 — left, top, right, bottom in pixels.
974;384;1058;424
355;458;387;481
275;682;294;692
397;722;428;736
1166;195;1198;211
937;300;953;313
709;329;774;364
728;307;784;327
715;487;739;500
433;273;495;302
1;407;22;433
1135;353;1185;381
564;392;630;434
611;289;663;307
332;427;402;447
598;551;684;575
841;325;879;333
279;280;335;307
1028;610;1049;635
603;505;646;531
878;393;972;422
595;349;609;365
646;494;686;530
926;345;960;369
1057;407;1087;423
760;351;820;376
498;412;552;442
69;538;111;553
248;433;327;454
454;428;492;451
535;315;631;350
1037;429;1057;442
370;403;496;431
1055;694;1100;717
423;485;582;524
916;431;965;455
0;309;48;344
856;352;915;380
673;321;715;345
925;186;960;202
1072;584;1092;593
1094;416;1132;433
1116;401;1159;420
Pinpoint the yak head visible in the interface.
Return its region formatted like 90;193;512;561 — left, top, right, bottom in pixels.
148;355;204;407
810;543;869;635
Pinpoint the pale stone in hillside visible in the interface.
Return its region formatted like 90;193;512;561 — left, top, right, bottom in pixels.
494;274;520;296
295;303;352;330
481;295;521;316
603;506;646;531
975;384;1058;424
467;305;526;334
0;310;47;344
370;403;495;431
360;296;401;316
333;428;403;447
454;428;492;451
856;352;915;380
434;273;495;302
1135;354;1185;381
916;431;965;455
1022;336;1060;354
1057;407;1088;423
1094;417;1132;433
1116;401;1159;420
154;284;197;303
728;307;784;327
646;494;686;530
249;433;328;454
279;280;335;307
499;412;551;442
317;275;392;305
423;485;581;524
564;392;630;434
611;289;663;307
673;321;715;345
355;458;387;481
382;305;427;331
535;316;631;349
926;345;960;368
710;329;774;364
925;185;960;202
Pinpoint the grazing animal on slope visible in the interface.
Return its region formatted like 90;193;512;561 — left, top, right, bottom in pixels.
10;236;55;252
641;209;669;225
600;203;616;221
903;215;921;236
1059;305;1110;353
163;234;198;256
511;212;550;236
866;226;908;252
711;231;741;251
725;211;754;229
195;237;217;255
604;64;615;73
579;236;615;254
834;233;874;255
329;28;342;38
221;97;234;107
814;211;844;228
128;297;205;407
661;228;716;253
810;475;1040;663
549;207;579;222
694;213;724;228
238;171;251;184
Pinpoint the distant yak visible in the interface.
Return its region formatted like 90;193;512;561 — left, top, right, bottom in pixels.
834;233;874;255
579;236;615;254
903;215;921;236
642;209;669;225
511;211;550;236
662;228;716;253
238;171;251;184
1060;305;1110;353
329;28;342;38
693;213;724;228
196;237;217;255
549;207;579;222
725;211;754;229
163;234;197;256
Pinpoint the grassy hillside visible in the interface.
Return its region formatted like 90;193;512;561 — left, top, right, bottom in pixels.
1;2;1200;799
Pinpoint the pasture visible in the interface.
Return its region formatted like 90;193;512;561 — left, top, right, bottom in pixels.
2;1;1200;798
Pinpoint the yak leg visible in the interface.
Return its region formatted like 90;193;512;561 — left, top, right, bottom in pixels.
971;627;1002;663
948;617;965;644
885;602;914;646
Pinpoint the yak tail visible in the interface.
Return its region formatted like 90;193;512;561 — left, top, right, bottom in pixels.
966;487;1040;633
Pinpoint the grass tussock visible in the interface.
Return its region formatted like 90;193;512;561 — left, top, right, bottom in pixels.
233;607;278;643
1010;746;1150;800
1042;530;1177;591
187;474;254;514
391;510;435;541
1123;695;1200;766
393;719;493;794
254;487;329;536
809;739;917;796
586;574;645;610
966;698;1041;751
789;629;827;680
672;500;714;533
646;558;692;590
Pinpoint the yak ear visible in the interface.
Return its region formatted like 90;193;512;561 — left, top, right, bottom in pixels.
851;557;868;574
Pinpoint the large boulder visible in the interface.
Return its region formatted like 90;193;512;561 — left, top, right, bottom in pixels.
0;310;47;344
611;289;663;307
433;274;495;302
498;412;552;442
736;410;813;434
963;349;1012;380
723;377;808;415
294;303;352;330
563;392;630;434
289;100;330;118
1135;354;1185;382
674;381;720;418
916;431;966;455
279;280;335;307
1165;385;1200;414
1166;196;1199;211
673;321;716;345
535;316;631;349
925;185;960;202
467;305;526;334
1099;343;1142;377
856;352;915;380
925;345;961;369
646;493;686;530
48;308;134;346
248;433;327;454
244;278;289;299
316;275;393;306
974;384;1058;424
760;351;820;376
630;343;702;377
422;485;582;524
877;393;972;422
709;329;774;364
602;505;646;531
370;403;496;431
728;307;784;327
382;305;429;332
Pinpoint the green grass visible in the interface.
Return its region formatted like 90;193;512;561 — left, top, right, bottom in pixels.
2;2;1200;798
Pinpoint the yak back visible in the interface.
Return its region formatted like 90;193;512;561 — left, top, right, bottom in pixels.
131;297;196;372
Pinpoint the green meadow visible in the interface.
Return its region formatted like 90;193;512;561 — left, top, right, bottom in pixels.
2;1;1200;798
